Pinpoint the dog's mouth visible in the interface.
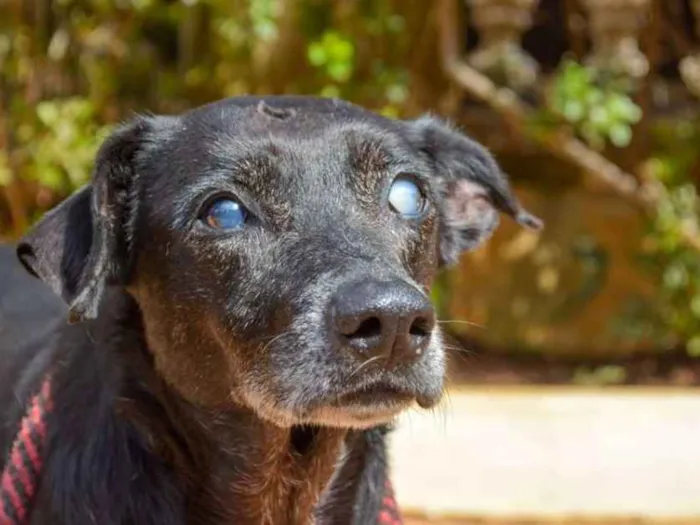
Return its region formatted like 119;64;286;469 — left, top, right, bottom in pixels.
332;384;414;408
319;381;437;427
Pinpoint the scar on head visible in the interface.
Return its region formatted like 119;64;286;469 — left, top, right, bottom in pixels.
257;101;296;121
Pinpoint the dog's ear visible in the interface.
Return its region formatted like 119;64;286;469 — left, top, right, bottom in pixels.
406;116;542;266
17;116;158;323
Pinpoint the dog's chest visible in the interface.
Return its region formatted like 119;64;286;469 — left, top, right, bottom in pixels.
194;429;345;525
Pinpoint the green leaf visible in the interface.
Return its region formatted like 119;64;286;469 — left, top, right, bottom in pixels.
664;264;688;289
0;153;10;186
609;124;632;147
562;100;585;123
36;102;60;127
386;84;408;105
328;37;353;63
327;61;352;83
608;94;642;123
307;42;327;66
690;296;700;317
687;336;700;357
319;85;340;98
589;105;610;127
36;165;65;191
585;89;604;106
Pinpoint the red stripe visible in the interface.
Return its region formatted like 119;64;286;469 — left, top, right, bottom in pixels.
30;399;47;440
18;425;42;473
12;443;34;497
378;509;395;524
0;376;53;525
1;466;26;521
40;378;52;405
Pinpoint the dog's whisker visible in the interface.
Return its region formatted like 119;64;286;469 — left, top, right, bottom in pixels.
347;355;387;380
437;319;485;329
443;344;475;355
259;331;294;354
250;331;290;344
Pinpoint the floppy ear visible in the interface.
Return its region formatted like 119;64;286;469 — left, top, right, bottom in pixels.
17;116;157;323
406;115;542;266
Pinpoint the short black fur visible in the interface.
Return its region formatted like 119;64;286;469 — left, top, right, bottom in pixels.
0;95;540;525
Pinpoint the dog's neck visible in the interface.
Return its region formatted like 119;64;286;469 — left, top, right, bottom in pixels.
110;294;348;525
187;408;346;524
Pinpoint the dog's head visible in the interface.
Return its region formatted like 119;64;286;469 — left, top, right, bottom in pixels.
17;96;540;429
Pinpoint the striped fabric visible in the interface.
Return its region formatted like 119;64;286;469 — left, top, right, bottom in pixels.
0;375;404;524
379;478;403;524
0;376;52;525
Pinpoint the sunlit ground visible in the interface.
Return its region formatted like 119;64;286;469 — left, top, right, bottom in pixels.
391;387;700;525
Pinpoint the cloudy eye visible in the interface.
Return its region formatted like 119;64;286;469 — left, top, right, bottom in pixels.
388;176;427;219
202;197;248;230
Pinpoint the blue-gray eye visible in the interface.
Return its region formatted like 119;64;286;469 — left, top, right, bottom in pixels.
388;177;426;219
203;198;248;230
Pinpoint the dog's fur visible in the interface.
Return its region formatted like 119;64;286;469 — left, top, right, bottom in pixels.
0;96;540;524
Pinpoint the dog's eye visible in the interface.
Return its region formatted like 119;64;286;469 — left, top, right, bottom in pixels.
203;198;248;230
388;176;427;219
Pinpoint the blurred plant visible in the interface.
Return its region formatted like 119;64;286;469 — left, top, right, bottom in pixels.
307;30;355;96
249;0;280;42
573;365;627;386
19;98;112;193
638;121;700;356
547;60;642;149
5;0;700;363
0;0;420;238
304;3;410;114
523;57;700;357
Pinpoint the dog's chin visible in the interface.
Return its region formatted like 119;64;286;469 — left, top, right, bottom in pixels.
241;385;442;430
305;400;412;429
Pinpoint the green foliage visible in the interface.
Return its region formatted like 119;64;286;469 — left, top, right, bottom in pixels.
534;59;700;357
2;1;700;362
20;98;112;192
307;31;355;84
0;0;412;235
641;122;700;355
548;60;642;149
249;0;279;41
573;365;627;386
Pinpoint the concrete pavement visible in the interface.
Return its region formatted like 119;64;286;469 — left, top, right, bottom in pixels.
389;387;700;522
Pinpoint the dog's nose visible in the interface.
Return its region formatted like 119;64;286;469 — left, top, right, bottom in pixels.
331;279;435;365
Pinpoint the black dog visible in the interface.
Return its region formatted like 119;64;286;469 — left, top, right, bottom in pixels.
0;96;540;524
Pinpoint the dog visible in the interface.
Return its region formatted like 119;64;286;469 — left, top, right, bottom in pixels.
0;95;541;524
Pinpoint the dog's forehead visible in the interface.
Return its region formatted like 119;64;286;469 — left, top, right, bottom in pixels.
181;95;397;137
165;95;420;189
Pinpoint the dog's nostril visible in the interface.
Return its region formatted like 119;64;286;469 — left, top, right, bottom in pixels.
408;317;432;338
332;278;435;365
347;317;382;340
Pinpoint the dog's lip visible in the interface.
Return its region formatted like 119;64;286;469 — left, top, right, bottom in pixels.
416;392;440;409
332;383;414;407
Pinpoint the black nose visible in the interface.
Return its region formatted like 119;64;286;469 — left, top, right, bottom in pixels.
331;278;436;366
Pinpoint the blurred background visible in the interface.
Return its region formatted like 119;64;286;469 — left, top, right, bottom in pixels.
2;0;700;523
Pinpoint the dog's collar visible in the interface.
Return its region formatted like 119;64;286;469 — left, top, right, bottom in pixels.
0;374;405;524
0;373;52;524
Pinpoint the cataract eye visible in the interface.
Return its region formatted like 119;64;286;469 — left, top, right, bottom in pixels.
388;176;427;219
203;198;248;230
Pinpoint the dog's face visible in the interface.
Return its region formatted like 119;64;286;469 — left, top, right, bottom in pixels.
17;96;540;429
